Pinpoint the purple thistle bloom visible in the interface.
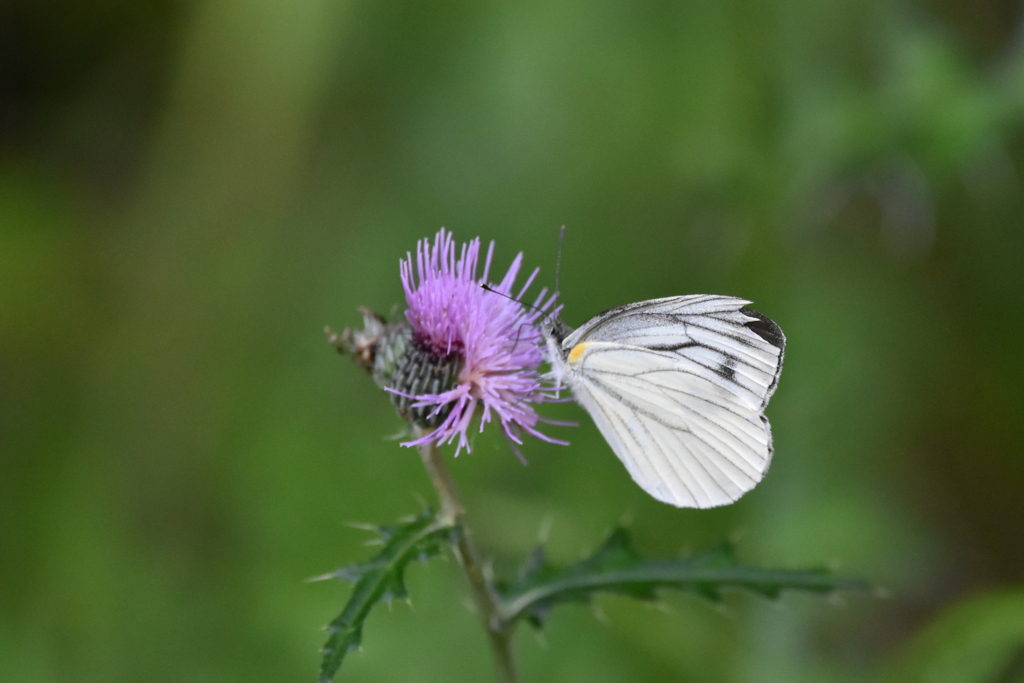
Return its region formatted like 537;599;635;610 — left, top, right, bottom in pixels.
398;228;564;456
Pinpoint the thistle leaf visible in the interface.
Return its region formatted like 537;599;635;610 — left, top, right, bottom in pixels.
496;528;868;627
317;509;453;683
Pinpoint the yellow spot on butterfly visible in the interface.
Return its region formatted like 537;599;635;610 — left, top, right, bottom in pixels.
567;342;591;365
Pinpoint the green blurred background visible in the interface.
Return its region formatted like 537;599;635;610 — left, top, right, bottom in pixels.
3;0;1024;681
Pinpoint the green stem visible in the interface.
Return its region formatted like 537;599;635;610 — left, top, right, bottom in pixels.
415;428;518;683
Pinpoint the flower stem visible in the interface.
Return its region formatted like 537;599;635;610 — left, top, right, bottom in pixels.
415;428;518;683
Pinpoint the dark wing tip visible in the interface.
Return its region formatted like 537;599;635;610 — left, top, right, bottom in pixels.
741;307;786;353
742;306;786;404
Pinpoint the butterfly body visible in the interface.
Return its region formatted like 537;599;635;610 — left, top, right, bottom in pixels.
543;294;785;509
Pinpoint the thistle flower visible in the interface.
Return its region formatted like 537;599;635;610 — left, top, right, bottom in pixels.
334;229;565;458
399;229;565;458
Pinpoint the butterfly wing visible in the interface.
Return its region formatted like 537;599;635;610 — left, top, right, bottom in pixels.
560;295;785;508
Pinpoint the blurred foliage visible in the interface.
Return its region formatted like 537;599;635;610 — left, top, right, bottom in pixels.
2;0;1024;681
887;588;1024;683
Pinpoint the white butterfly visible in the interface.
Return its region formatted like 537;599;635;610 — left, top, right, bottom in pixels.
543;294;785;508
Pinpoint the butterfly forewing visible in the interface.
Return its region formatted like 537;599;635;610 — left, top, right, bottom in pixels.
566;295;753;345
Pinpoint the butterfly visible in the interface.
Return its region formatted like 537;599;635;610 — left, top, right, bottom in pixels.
542;294;785;508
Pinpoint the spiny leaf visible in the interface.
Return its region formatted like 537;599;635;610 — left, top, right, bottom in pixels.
317;509;453;683
496;528;868;627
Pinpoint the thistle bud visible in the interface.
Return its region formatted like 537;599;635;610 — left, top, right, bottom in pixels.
331;313;461;429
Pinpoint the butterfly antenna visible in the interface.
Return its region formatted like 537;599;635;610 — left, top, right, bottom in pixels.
481;283;553;322
555;225;566;297
480;283;558;357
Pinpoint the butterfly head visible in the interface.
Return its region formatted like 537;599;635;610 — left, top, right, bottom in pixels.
540;313;572;344
539;313;576;383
